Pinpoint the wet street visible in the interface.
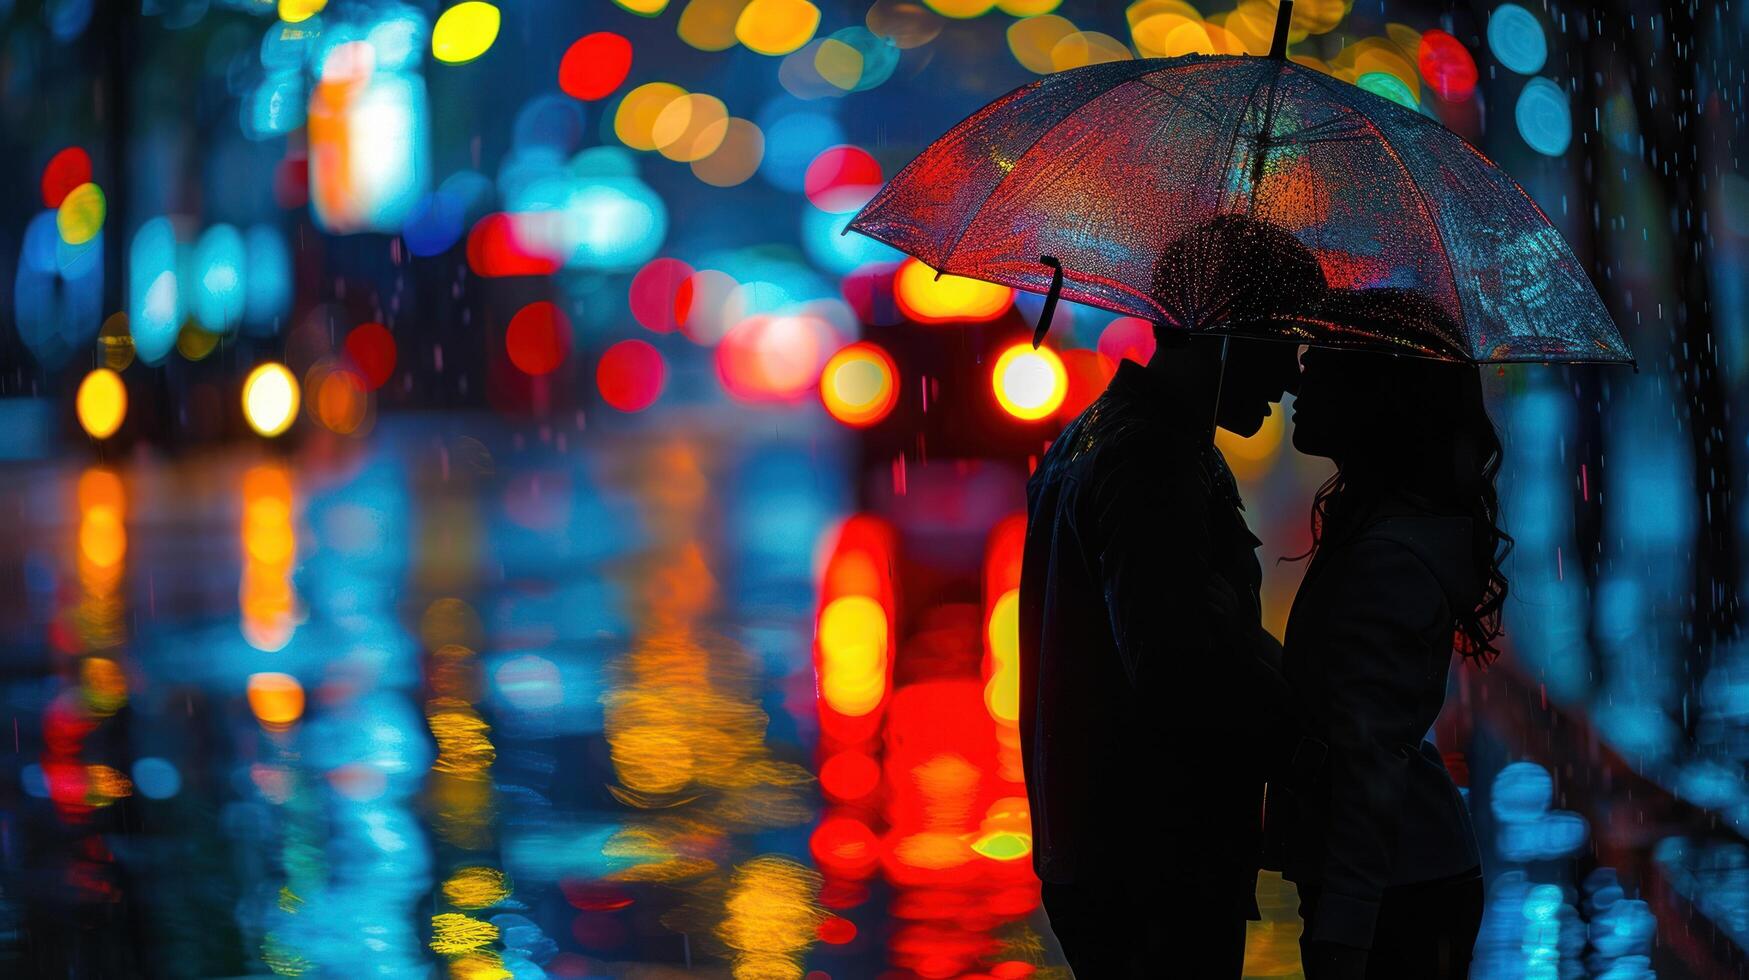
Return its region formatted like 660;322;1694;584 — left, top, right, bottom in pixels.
1;410;1101;978
1;404;1731;979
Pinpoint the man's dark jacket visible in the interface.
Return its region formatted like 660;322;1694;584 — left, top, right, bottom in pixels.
1266;493;1484;951
1019;360;1277;914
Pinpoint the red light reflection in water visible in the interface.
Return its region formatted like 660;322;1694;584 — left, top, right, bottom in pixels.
811;512;1043;975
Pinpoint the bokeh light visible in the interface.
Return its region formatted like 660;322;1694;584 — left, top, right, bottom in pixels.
1516;77;1572;156
242;362;300;437
894;258;1014;324
432;2;501;65
506;301;571;376
1097;316;1156;365
1488;3;1547;75
736;0;822;56
343;322;398;390
76;368;127;440
653;93;731;162
246;672;305;729
817;595;888;716
560;32;634;100
629;257;694;333
991;343;1067;422
1417;29;1478;102
615;81;689;151
56;183;105;246
41;147;92;208
804;146;882;213
691;117;766;187
596;339;667;412
819;342;899;427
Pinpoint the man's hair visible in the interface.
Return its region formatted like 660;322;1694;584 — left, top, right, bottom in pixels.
1151;214;1326;337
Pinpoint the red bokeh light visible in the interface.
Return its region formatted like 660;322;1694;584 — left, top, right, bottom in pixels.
628;257;694;333
506;301;571;376
467;212;563;278
41;146;92;208
595;338;666;412
810;815;882;878
816;916;858;945
716;314;839;402
559;32;633;101
343;322;397;390
819;750;882;801
1055;349;1117;422
804;145;884;213
1418;30;1478;102
1096;316;1156;366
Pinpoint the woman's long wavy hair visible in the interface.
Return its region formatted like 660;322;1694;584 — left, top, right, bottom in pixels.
1295;358;1512;665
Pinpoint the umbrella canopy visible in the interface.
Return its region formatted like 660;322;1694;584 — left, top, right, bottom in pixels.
848;50;1634;365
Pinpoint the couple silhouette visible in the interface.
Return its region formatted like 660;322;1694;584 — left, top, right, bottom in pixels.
1019;216;1509;979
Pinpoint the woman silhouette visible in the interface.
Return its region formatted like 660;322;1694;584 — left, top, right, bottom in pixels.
1268;295;1508;979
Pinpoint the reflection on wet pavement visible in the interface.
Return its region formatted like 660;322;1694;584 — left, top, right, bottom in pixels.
0;411;1722;978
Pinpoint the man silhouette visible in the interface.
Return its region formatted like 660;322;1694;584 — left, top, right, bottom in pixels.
1018;216;1324;977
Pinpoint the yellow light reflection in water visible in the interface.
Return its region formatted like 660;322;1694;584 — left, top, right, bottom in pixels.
429;912;498;954
442;867;510;909
717;855;826;980
816;595;888;716
983;588;1020;723
75;468;127;650
241;465;299;651
247;672;305;729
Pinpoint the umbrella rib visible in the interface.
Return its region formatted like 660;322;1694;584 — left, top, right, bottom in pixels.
1299;69;1466;345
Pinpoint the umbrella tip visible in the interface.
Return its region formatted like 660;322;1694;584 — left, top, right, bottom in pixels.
1269;0;1294;59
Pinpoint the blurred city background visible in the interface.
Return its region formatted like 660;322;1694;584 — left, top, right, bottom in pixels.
0;0;1744;976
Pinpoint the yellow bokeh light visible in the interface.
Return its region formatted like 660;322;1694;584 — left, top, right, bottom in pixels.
82;657;129;715
734;0;821;56
1050;30;1133;70
653;92;731;162
894;258;1014;323
613;0;671;13
430;913;499;955
984;588;1020;722
614;82;689;151
817;594;888;716
247;672;305;728
431;2;501;64
814;38;864;89
442;867;511;910
1215;400;1286;480
997;0;1061;14
57;183;106;246
717;856;825;977
678;0;751;50
243;362;300;437
76;368;126;440
925;0;997;17
691;117;765;187
278;0;326;23
819;343;898;427
1006;14;1077;74
992;343;1067;421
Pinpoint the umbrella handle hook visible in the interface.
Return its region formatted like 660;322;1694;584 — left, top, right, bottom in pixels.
1032;255;1064;349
